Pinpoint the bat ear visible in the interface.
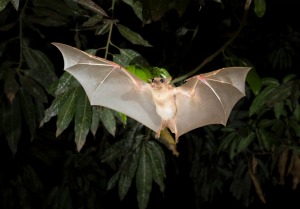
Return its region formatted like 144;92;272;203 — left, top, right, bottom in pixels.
166;77;172;83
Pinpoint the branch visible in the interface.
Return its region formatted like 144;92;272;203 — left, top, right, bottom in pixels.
172;0;252;84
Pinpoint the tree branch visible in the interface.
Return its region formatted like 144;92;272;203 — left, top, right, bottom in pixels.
172;0;252;84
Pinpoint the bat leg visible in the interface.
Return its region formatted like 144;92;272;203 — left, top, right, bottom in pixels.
155;120;167;138
167;119;179;143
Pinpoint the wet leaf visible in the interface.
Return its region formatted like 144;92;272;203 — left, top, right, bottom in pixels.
246;69;262;95
54;72;79;96
74;0;108;16
146;141;165;192
19;75;48;103
90;106;100;136
249;85;277;116
19;88;36;140
136;144;152;209
254;0;266;18
99;107;116;136
4;70;19;103
40;91;70;126
74;88;92;151
56;87;80;137
119;151;140;200
23;47;57;90
117;24;152;47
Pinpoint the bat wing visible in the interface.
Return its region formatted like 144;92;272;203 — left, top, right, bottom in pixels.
52;43;161;132
175;67;250;137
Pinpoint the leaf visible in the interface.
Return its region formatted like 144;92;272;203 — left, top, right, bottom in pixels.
172;0;190;17
266;81;294;106
33;0;82;16
99;107;116;136
249;85;277;116
148;0;170;21
19;88;36;140
246;69;262;95
254;0;266;18
0;0;10;12
273;101;285;119
74;88;92;151
54;72;79;96
34;99;45;124
126;65;152;82
11;0;19;10
4;70;19;103
74;0;108;16
256;129;277;151
136;143;152;209
56;87;80;137
237;132;255;154
19;75;48;103
122;0;144;22
95;22;111;35
90;106;100;137
117;24;152;47
3;95;22;155
101;139;126;162
118;151;141;200
40;91;70;126
146;141;165;192
261;77;280;87
82;14;104;27
23;47;57;90
107;171;121;190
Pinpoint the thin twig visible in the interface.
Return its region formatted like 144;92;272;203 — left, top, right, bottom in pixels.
172;0;252;84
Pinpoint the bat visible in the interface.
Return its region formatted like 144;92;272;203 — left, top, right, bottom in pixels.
52;43;250;142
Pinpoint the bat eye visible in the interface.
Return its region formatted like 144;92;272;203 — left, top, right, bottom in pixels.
151;78;155;83
160;78;164;83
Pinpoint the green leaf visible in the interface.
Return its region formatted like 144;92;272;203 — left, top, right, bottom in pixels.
261;77;280;87
122;0;144;22
254;0;266;18
152;67;171;79
11;0;19;11
27;10;70;27
74;88;92;151
74;0;108;16
40;91;70;126
95;22;111;35
117;24;152;47
229;135;239;160
256;129;278;151
148;0;170;21
126;65;153;82
136;143;152;209
147;140;166;177
3;95;22;155
34;99;45;124
237;132;255;154
0;0;10;12
293;103;300;121
219;132;236;151
23;47;57;90
54;72;79;96
19;75;48;103
82;14;103;27
246;69;261;95
266;81;294;106
146;141;165;192
56;87;80;137
282;74;297;83
4;70;19;103
273;101;285;119
249;85;277;116
99;107;116;136
172;0;190;17
33;0;82;16
101;139;126;162
90;106;100;136
107;171;121;190
19;88;36;140
118;151;141;200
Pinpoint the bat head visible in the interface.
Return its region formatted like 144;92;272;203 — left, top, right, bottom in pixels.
150;77;172;90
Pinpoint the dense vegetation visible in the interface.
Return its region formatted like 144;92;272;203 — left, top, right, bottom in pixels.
0;0;300;209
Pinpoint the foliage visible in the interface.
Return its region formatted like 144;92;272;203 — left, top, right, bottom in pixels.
0;0;300;209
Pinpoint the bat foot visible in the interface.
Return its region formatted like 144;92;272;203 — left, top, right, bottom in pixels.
155;131;161;139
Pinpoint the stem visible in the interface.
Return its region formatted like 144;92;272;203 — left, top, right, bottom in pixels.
104;0;116;59
172;0;252;84
17;0;29;71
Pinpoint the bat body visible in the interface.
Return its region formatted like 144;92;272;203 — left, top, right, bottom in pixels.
53;43;250;142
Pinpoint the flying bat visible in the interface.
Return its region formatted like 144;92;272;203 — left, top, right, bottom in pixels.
52;43;250;142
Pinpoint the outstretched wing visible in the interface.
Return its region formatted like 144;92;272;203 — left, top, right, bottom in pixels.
52;43;161;132
175;67;250;137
